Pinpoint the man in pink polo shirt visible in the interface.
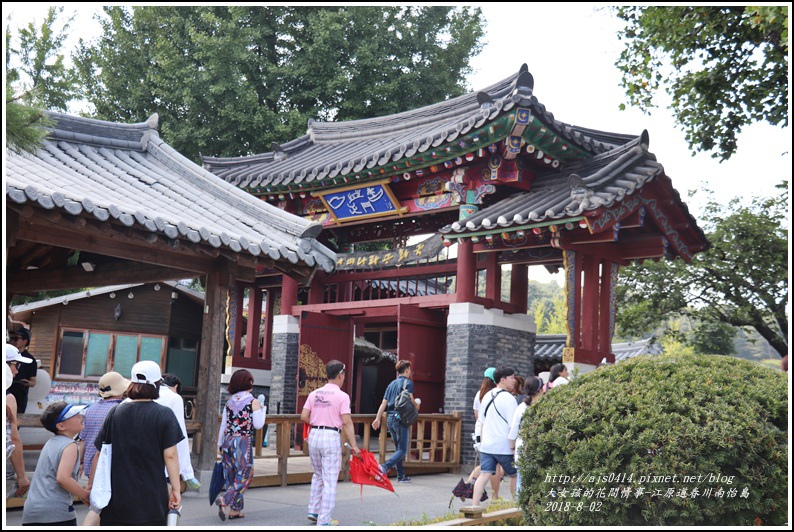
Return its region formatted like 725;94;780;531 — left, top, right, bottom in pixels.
301;360;361;526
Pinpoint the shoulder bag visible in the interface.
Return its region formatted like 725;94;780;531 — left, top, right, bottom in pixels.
89;406;116;509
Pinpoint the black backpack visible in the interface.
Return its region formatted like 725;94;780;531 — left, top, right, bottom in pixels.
393;379;418;427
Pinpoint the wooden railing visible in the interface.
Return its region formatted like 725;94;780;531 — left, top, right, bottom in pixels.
16;411;463;489
246;412;462;487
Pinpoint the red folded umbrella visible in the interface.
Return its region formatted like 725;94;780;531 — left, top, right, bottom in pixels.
348;448;395;498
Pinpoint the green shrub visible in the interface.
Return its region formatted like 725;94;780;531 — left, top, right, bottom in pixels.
517;353;788;526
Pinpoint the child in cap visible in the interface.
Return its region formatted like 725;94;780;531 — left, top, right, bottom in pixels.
22;401;90;525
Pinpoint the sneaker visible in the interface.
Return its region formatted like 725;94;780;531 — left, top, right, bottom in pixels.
397;476;412;483
379;465;388;475
307;513;318;522
318;518;339;526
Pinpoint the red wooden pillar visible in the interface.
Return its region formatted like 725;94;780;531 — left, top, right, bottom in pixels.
598;260;614;356
244;286;263;359
281;275;299;314
456;239;476;302
510;264;528;314
484;252;500;303
307;271;325;305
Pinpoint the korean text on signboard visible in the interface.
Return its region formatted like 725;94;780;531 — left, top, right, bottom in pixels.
318;181;404;222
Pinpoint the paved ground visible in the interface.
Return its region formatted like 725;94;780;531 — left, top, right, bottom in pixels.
4;471;503;528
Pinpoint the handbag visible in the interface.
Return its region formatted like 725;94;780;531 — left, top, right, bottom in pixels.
89;407;116;510
208;461;226;506
449;477;488;507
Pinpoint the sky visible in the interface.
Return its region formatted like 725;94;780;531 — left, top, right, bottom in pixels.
4;3;791;285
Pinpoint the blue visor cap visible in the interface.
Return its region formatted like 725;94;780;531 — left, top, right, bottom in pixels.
50;403;88;430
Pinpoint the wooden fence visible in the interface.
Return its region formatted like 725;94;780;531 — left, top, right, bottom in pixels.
13;411;463;492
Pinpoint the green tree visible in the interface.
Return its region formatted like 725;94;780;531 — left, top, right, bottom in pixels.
616;182;788;358
615;6;788;161
6;6;80;110
72;5;484;162
5;6;78;154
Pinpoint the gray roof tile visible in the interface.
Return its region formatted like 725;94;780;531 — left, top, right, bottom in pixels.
203;64;635;193
6;112;336;273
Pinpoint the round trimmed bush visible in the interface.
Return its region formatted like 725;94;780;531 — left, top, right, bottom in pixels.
516;353;788;526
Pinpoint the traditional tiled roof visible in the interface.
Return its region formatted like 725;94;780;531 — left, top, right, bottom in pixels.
442;131;660;232
534;334;663;365
202;64;637;194
6;112;336;273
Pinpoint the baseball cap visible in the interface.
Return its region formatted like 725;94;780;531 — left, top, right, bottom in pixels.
98;371;131;398
48;403;88;431
483;367;496;383
130;360;162;386
6;343;33;364
14;327;31;341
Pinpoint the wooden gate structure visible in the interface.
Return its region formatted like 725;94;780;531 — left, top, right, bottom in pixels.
204;64;709;466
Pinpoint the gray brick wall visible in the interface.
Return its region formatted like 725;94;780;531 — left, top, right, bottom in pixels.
445;323;535;468
269;331;298;416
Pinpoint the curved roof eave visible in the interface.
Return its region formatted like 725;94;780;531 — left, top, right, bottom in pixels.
202;64;637;193
6;112;337;274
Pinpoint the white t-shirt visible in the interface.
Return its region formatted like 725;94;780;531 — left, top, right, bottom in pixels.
508;402;529;458
553;376;570;387
478;388;517;455
156;385;194;480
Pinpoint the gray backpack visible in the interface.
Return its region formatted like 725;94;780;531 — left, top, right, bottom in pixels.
394;379;418;427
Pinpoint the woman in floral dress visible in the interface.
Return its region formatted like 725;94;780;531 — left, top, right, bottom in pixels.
216;369;266;520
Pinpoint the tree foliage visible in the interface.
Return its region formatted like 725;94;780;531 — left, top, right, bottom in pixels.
616;182;788;358
72;5;484;162
615;6;788;161
5;6;76;154
6;6;80;110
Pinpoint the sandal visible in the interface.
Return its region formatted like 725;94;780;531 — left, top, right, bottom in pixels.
215;497;226;522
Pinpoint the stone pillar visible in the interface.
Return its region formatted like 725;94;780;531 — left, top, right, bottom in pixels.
269;315;300;415
445;302;536;468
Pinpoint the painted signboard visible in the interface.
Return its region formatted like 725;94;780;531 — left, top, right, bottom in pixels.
314;179;406;223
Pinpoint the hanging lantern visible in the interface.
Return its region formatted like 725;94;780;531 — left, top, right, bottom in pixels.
455;157;463;165
532;227;542;235
579;219;588;229
549;224;558;233
485;234;494;244
444;161;454;169
471;236;479;243
443;238;452;247
501;232;510;240
465;153;475;161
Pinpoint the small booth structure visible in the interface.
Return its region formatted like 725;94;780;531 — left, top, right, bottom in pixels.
5;112;335;477
10;282;205;416
203;64;709;465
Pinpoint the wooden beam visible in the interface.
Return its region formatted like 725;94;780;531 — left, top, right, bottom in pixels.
8;261;197;292
196;269;234;474
15;218;215;272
